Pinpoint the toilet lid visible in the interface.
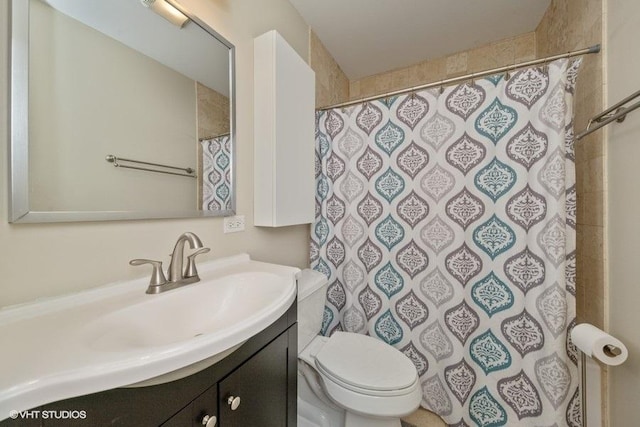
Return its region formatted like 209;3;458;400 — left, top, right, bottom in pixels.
314;332;418;392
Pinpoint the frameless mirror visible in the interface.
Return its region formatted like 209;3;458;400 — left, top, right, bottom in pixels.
9;0;235;223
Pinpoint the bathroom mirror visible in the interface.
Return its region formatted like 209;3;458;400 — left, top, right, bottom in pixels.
9;0;236;223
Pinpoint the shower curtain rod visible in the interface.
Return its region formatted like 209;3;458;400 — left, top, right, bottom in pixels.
318;44;601;111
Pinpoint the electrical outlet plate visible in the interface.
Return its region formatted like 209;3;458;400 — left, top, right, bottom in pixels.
224;215;245;233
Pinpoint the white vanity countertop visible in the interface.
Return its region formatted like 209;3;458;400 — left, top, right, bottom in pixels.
0;254;299;420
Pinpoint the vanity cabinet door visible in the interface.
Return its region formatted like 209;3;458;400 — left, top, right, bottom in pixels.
160;386;218;427
218;332;288;427
160;405;191;427
191;386;218;427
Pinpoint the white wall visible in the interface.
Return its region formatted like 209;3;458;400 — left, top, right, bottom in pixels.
606;0;640;424
0;0;311;307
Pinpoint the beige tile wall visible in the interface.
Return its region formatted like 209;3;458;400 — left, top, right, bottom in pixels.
197;82;230;139
536;0;607;425
308;30;350;108
537;0;605;330
349;32;536;100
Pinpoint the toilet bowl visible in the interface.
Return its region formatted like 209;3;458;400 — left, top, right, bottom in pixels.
297;270;422;427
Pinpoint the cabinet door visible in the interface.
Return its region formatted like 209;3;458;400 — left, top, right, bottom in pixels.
192;386;218;427
254;30;315;227
160;405;191;427
160;386;217;427
219;333;288;427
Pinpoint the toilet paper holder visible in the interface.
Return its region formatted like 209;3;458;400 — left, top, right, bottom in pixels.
603;344;622;357
579;344;622;427
572;323;628;427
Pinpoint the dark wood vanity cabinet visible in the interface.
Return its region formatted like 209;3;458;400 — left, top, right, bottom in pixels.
2;304;297;427
162;331;289;427
217;332;289;427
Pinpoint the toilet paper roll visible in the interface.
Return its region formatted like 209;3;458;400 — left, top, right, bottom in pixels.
570;323;628;366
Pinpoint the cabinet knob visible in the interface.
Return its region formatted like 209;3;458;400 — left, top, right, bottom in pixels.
201;414;217;427
227;395;241;411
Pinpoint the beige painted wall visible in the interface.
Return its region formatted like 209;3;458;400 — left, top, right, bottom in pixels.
0;0;311;307
607;0;640;424
29;1;196;212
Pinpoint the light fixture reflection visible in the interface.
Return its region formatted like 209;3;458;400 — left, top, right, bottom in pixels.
140;0;189;28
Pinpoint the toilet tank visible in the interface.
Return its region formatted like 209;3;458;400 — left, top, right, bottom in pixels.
296;269;329;352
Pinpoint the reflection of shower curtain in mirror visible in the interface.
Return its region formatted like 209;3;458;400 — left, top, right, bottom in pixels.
311;59;583;426
201;135;231;211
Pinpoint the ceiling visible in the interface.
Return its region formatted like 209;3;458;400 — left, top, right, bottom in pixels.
288;0;551;80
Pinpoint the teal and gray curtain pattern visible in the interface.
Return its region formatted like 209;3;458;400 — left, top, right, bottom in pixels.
311;59;582;427
201;135;231;211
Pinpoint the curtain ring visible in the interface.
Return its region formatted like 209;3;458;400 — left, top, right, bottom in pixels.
505;58;515;81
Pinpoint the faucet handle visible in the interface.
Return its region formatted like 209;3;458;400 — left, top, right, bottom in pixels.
185;248;210;278
129;259;167;287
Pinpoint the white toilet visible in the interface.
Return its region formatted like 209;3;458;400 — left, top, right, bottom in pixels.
296;269;422;427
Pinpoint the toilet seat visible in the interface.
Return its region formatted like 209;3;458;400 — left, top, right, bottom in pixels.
298;332;423;419
314;332;418;397
299;332;419;396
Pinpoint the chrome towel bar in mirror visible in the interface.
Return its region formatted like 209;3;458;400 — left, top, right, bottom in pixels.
105;154;196;178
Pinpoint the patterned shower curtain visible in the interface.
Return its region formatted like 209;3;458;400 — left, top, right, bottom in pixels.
201;135;231;211
311;58;582;427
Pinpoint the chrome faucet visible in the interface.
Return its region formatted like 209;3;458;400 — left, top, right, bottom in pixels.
168;232;204;282
130;232;210;294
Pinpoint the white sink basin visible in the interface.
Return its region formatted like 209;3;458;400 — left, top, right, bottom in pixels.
85;271;291;351
0;254;299;419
